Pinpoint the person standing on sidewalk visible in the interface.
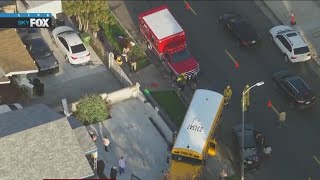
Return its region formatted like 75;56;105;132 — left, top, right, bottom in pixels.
110;166;117;180
219;169;228;179
118;156;126;175
130;56;138;72
103;136;110;152
122;43;130;63
223;85;233;105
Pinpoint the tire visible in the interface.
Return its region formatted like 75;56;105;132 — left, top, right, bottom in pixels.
147;43;152;50
284;55;289;63
269;33;273;42
51;36;57;47
65;56;69;63
171;72;177;82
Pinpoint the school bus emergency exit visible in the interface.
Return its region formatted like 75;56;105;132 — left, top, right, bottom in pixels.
167;89;224;179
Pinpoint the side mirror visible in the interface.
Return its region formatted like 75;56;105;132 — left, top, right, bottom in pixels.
207;139;217;156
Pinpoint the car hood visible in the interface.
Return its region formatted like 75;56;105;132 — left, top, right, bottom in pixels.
170;57;199;74
36;55;59;70
169;160;201;178
298;91;316;101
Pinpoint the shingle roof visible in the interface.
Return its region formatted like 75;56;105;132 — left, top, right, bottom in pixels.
0;104;94;180
0;28;38;78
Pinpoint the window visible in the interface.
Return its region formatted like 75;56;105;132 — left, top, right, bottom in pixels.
171;49;192;63
294;46;310;55
277;35;292;52
58;37;69;51
284;82;296;96
70;44;86;53
171;154;202;165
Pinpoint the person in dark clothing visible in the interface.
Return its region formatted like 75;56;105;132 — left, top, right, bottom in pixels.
110;166;117;180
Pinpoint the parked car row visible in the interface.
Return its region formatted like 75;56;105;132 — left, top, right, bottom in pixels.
219;12;316;110
19;25;91;76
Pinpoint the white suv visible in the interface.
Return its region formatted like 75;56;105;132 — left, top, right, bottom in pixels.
269;25;311;63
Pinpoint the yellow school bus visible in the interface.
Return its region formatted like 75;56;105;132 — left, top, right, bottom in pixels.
167;89;224;179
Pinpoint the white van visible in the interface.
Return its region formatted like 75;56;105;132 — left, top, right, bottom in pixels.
0;103;23;114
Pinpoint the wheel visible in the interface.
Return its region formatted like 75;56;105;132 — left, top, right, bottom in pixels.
269;33;273;42
65;56;69;63
171;72;177;82
284;55;289;63
147;43;152;50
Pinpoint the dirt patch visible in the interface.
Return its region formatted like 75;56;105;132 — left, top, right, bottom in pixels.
0;83;25;104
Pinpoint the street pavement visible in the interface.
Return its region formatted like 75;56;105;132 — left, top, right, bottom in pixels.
108;1;320;179
88;98;169;180
263;0;320;65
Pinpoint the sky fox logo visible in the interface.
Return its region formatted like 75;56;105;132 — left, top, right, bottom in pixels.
30;18;50;27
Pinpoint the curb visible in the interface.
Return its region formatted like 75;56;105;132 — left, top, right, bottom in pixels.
260;0;283;25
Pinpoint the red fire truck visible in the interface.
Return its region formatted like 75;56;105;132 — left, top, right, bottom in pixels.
138;5;200;80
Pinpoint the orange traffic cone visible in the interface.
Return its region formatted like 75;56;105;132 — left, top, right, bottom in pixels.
185;1;190;10
290;13;296;25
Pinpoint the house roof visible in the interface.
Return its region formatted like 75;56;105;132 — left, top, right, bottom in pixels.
0;104;94;180
0;28;38;80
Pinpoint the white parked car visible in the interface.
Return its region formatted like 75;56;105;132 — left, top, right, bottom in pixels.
0;103;23;114
269;25;311;63
51;26;91;65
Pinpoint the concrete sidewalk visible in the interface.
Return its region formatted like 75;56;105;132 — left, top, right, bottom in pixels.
262;0;320;64
89;98;170;180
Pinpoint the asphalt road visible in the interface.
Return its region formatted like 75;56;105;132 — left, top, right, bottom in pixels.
120;1;320;179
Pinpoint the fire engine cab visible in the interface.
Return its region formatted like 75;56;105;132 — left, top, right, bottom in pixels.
138;5;200;80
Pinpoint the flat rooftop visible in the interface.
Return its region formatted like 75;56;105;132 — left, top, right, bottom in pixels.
0;104;94;179
142;8;183;40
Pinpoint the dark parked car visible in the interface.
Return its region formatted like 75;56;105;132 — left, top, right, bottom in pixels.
219;13;259;47
232;123;260;172
22;33;59;75
272;71;316;108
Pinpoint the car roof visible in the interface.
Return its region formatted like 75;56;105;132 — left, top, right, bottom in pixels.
282;31;308;48
58;32;83;46
285;76;309;93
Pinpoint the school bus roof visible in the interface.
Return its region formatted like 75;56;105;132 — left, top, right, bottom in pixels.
173;89;224;155
139;5;183;40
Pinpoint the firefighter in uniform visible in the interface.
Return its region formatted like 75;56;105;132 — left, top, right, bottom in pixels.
113;49;123;65
242;85;250;111
177;73;187;91
223;85;232;105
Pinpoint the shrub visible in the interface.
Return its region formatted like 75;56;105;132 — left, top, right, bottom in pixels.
75;94;109;125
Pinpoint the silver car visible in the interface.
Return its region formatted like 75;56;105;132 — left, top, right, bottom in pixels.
51;26;90;65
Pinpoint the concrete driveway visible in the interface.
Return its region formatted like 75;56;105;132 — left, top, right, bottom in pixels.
24;24;122;107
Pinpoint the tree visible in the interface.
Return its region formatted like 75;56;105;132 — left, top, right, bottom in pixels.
75;94;109;124
62;0;109;39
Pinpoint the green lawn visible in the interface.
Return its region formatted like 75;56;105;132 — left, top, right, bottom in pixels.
150;91;187;127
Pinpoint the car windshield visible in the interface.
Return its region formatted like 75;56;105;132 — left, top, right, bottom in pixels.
294;46;310;55
171;154;202;165
71;43;86;53
171;49;192;63
31;39;52;59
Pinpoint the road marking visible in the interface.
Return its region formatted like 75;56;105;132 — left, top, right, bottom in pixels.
225;50;239;68
313;155;320;166
184;0;197;16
